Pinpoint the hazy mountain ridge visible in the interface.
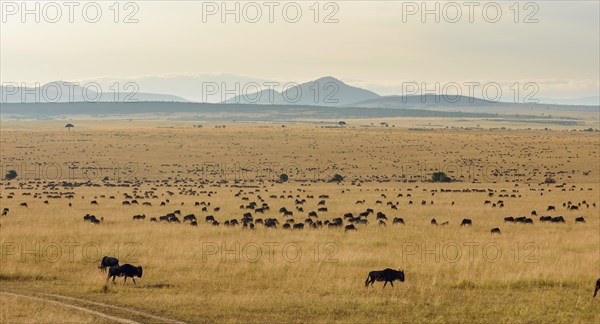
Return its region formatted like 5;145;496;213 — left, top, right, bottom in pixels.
0;81;188;103
224;76;380;106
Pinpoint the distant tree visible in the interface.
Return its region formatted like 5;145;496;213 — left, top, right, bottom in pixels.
279;174;289;182
329;174;344;183
432;172;451;183
338;121;347;126
5;170;17;180
65;123;74;131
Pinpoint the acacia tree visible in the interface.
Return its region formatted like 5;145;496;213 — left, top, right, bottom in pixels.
65;123;74;131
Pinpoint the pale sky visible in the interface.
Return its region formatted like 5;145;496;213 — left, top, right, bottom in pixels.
1;1;599;98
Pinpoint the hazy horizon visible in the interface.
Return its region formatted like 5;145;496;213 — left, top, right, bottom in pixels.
2;1;599;99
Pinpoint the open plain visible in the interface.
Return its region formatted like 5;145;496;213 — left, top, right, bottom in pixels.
0;121;599;323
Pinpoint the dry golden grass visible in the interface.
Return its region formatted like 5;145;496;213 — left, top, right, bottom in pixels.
0;122;599;323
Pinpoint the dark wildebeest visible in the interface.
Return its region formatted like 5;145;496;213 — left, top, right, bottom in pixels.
460;219;472;226
98;256;119;273
344;224;357;232
183;214;196;222
107;264;143;285
392;217;405;225
19;203;28;207
547;205;556;211
132;214;145;220
1;208;8;216
594;278;600;298
365;268;405;288
504;217;515;222
491;228;501;235
431;218;438;225
575;217;585;223
550;216;565;223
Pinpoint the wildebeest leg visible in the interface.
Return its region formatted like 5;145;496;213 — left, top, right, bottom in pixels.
390;281;394;288
112;276;116;284
365;276;372;288
132;278;136;286
124;277;127;283
383;281;387;288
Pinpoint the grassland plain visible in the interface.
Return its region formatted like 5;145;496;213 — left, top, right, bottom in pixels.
0;122;599;323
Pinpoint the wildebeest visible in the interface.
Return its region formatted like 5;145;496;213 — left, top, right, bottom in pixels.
19;202;28;207
107;264;143;285
431;218;438;225
183;214;197;222
365;268;405;288
491;228;501;234
132;214;145;220
1;208;8;216
98;256;119;272
550;216;565;223
392;217;405;225
594;278;600;298
547;205;556;211
344;224;357;232
504;217;515;222
460;219;472;226
575;217;585;223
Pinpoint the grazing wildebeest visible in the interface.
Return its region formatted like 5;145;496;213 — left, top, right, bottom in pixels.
293;223;304;230
344;224;357;232
575;217;585;223
98;256;119;272
150;217;157;222
551;216;566;223
90;200;98;205
19;203;28;207
594;278;600;298
491;228;501;234
504;217;515;222
431;218;438;225
365;268;405;288
460;219;472;226
190;221;198;226
539;216;552;222
547;205;556;211
570;205;579;211
205;215;215;223
107;264;143;285
1;208;8;216
377;219;387;227
183;214;197;222
392;217;405;225
132;214;145;220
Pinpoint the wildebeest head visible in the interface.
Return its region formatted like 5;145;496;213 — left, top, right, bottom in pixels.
397;269;405;282
136;266;143;278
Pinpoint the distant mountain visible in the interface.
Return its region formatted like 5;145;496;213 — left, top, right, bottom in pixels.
346;94;498;109
538;96;600;106
344;94;599;114
225;76;381;106
0;81;188;103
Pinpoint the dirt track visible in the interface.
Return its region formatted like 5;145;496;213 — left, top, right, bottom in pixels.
0;290;186;324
